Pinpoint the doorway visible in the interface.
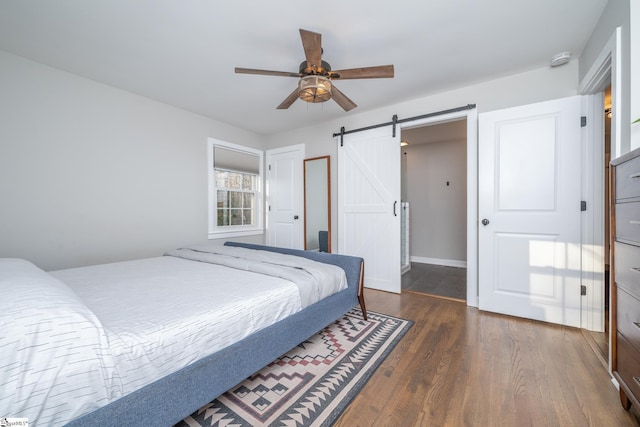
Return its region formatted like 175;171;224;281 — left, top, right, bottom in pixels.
576;27;622;373
336;105;478;304
583;85;612;367
400;119;468;302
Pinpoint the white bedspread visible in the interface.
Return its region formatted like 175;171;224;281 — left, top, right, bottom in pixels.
165;244;347;306
50;256;304;399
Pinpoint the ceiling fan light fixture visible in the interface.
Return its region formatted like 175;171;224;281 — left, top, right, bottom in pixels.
298;75;332;103
236;29;392;111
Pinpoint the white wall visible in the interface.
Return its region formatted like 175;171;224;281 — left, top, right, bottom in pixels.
405;138;466;263
579;0;632;156
0;47;582;267
266;62;579;252
579;0;630;83
0;50;266;270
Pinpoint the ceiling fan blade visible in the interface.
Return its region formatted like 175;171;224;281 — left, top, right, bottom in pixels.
276;88;300;109
331;85;357;111
235;67;301;78
330;65;395;80
299;29;322;69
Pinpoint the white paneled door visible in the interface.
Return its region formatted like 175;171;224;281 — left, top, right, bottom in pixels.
478;96;582;327
266;145;304;249
338;127;401;293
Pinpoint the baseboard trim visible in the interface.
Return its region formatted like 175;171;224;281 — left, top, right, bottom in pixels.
410;256;467;268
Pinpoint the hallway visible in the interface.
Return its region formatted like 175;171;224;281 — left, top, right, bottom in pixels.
401;263;466;301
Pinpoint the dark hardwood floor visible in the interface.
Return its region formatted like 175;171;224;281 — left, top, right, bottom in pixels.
334;289;639;426
402;263;466;301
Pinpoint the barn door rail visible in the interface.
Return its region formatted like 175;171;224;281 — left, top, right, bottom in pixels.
333;103;476;146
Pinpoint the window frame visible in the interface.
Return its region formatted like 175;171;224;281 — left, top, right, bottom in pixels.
207;138;264;239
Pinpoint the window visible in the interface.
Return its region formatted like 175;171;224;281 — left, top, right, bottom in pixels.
215;170;257;226
208;138;263;238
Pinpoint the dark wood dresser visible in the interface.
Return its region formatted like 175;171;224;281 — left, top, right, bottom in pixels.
612;146;640;411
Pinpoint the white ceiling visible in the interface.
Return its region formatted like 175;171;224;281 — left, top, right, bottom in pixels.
0;0;606;136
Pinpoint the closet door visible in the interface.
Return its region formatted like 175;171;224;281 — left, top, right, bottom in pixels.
338;127;401;293
266;145;305;249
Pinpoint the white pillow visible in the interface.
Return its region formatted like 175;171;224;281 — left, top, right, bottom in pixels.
0;258;121;425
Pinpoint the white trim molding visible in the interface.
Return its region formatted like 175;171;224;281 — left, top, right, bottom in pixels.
207;138;264;239
410;256;467;269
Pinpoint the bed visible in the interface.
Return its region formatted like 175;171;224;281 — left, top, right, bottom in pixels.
0;241;366;426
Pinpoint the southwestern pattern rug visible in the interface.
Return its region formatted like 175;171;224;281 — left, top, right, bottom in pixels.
176;309;412;427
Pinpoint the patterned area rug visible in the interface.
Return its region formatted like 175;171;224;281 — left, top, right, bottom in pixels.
175;309;412;427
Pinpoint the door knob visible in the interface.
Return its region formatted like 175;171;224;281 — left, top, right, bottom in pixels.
481;219;490;226
294;215;299;220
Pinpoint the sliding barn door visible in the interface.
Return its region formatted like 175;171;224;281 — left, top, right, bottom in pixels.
478;96;582;327
338;127;401;293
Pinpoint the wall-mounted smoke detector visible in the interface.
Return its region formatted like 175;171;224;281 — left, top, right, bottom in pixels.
550;51;572;67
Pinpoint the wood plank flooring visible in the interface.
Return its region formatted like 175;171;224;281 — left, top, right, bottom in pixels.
334;290;639;426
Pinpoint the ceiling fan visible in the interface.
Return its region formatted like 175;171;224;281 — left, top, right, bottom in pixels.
234;29;394;112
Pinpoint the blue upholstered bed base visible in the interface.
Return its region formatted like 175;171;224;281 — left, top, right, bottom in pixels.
66;243;364;427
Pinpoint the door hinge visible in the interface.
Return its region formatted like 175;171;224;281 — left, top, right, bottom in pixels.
581;116;587;127
268;164;271;171
581;201;587;211
268;205;271;212
581;285;587;296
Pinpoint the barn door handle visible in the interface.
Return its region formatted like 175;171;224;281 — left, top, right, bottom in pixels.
394;201;398;216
